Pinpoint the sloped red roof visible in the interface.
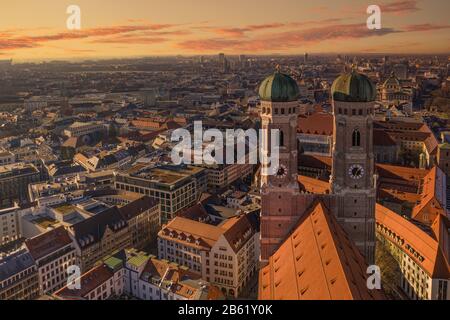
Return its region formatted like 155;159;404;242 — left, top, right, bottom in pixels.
259;202;385;300
25;226;73;261
298;112;333;136
54;264;114;299
376;204;450;279
411;166;447;224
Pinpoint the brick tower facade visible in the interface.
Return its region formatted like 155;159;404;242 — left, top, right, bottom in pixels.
259;70;303;265
329;71;377;264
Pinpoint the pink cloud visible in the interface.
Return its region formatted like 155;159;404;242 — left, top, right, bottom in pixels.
212;23;286;37
177;23;400;52
381;0;420;14
0;23;178;52
341;0;420;16
210;19;345;38
403;23;450;31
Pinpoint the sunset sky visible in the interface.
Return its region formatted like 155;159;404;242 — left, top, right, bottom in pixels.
1;0;449;61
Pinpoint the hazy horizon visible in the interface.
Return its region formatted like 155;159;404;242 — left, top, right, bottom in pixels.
1;0;449;61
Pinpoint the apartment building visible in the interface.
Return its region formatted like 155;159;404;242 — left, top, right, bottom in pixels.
53;257;124;300
115;164;207;222
63;122;106;138
157;212;259;298
0;204;21;246
74;145;146;173
0;249;39;300
68;207;131;271
204;162;253;191
128;250;224;300
25;227;77;295
0;149;15;165
376;204;450;300
54;249;223;301
0;163;40;206
118;196;160;249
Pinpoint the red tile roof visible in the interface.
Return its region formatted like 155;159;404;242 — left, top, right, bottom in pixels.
376;204;450;279
259;201;385;300
373;129;397;146
140;258;224;300
298;112;333;136
159;213;257;253
298;175;331;194
411;166;447;224
25;226;73;261
54;263;114;300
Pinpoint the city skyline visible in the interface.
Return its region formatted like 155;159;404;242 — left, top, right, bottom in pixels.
1;0;449;61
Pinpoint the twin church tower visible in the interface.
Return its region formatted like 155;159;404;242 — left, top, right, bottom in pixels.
259;68;377;265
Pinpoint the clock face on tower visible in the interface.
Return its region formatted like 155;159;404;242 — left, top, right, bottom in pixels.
275;164;288;179
348;164;365;180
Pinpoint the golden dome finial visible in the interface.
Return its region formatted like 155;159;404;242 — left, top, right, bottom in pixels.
275;64;281;73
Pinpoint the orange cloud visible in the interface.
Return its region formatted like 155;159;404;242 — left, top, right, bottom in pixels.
177;23;401;52
0;23;178;52
211;20;345;38
211;23;286;37
92;36;168;44
381;0;420;14
403;23;450;31
341;0;420;16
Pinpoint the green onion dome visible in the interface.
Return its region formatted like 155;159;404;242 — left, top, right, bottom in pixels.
259;70;300;102
331;70;376;102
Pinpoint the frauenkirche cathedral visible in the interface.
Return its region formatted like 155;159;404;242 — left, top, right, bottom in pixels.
258;69;380;299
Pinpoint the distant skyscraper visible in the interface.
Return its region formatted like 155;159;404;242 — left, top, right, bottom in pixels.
304;52;308;64
218;53;225;65
239;54;247;68
222;57;230;73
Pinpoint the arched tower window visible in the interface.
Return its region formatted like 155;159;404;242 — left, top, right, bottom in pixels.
279;130;284;147
352;129;361;147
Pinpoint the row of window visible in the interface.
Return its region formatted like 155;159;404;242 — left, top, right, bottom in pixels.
261;107;297;115
337;108;374;116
